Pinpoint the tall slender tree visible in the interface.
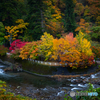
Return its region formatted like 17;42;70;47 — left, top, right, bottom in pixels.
26;0;43;40
63;0;76;35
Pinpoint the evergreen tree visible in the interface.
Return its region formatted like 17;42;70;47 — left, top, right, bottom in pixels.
17;0;28;20
26;0;43;40
63;0;76;35
0;22;5;45
0;0;20;26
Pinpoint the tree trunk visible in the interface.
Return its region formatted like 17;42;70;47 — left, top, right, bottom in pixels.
40;10;45;32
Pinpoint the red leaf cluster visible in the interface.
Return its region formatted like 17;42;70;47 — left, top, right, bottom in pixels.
9;39;28;51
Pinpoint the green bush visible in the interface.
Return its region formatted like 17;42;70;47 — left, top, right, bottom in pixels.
90;41;100;47
91;46;100;59
90;26;100;42
84;33;91;41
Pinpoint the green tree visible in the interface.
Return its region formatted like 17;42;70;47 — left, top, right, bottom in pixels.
0;0;20;26
63;0;76;34
16;0;28;21
26;0;43;40
0;0;27;26
90;26;100;42
0;22;5;45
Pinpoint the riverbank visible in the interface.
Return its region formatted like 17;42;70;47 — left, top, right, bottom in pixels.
0;56;100;100
2;71;100;100
1;55;100;76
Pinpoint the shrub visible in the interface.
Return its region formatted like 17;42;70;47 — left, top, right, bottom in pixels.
19;41;41;60
9;39;27;59
76;31;94;67
38;32;54;61
18;31;94;68
10;48;21;59
91;46;100;59
29;41;41;60
52;32;94;68
9;39;27;51
91;41;100;47
90;26;100;42
19;42;33;59
76;31;93;56
0;45;8;56
52;33;81;67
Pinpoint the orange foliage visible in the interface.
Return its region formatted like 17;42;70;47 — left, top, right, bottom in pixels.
75;18;91;34
52;33;81;67
52;32;94;68
43;0;63;37
19;41;41;60
74;3;85;16
29;41;41;59
46;21;63;37
87;0;100;18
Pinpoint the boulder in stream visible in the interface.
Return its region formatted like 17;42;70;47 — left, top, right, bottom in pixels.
4;62;22;72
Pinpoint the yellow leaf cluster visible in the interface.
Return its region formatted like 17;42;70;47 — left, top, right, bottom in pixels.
43;0;63;36
76;31;93;56
4;19;29;42
16;19;24;23
38;32;54;60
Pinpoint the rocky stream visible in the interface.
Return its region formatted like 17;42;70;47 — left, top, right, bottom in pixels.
0;57;100;100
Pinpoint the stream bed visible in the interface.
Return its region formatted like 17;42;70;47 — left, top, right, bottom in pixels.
0;57;100;100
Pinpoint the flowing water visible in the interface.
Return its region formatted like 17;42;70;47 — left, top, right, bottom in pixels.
0;57;100;99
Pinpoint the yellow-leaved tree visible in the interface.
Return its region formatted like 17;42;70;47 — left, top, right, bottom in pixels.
75;31;94;68
38;32;54;61
4;19;29;45
76;30;93;56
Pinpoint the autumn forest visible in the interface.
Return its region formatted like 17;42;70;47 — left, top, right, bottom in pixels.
0;0;100;100
0;0;100;42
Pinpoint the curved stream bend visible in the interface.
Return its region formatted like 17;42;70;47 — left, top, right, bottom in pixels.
0;62;100;99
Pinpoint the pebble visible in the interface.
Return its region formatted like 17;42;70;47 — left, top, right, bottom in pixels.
17;86;20;88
